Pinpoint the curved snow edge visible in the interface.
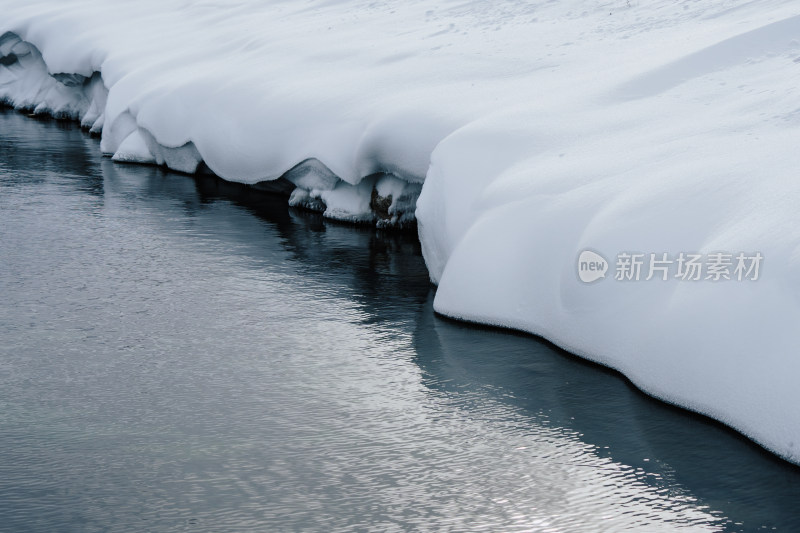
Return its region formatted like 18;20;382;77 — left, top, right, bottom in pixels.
0;32;421;228
432;300;799;466
3;24;798;467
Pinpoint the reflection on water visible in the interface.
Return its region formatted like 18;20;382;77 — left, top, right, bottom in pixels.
1;108;799;532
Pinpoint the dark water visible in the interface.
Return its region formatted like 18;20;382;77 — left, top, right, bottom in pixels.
1;108;800;532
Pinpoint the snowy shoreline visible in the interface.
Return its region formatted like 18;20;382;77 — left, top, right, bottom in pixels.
3;0;800;465
0;31;420;228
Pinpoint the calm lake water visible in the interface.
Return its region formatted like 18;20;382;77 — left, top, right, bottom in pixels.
1;108;800;532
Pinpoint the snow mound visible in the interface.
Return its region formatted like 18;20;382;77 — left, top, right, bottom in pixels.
111;129;155;164
2;0;800;463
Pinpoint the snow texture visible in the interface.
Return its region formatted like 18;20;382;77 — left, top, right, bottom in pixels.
2;0;800;463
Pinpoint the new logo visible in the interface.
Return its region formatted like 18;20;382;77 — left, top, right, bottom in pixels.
577;250;608;283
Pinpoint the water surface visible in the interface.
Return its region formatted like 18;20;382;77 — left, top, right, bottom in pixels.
1;108;799;532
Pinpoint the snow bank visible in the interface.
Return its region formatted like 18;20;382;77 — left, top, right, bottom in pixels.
2;0;800;463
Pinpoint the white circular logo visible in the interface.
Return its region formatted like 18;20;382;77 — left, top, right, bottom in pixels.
577;250;608;283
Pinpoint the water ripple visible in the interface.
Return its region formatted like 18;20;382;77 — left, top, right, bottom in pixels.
1;109;798;532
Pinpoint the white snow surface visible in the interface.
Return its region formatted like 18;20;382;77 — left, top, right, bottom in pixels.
2;0;800;462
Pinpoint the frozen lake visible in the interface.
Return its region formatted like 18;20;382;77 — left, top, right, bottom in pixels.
1;108;799;532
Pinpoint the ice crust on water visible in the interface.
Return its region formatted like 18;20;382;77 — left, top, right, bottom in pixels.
2;0;800;463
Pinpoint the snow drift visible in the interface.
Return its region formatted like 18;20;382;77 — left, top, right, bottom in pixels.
2;0;800;463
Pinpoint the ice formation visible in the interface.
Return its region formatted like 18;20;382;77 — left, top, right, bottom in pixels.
2;0;800;463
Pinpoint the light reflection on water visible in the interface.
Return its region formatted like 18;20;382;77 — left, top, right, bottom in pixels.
1;109;799;532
